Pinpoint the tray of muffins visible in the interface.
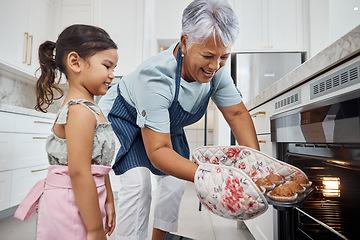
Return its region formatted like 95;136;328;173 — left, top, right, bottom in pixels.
192;145;315;215
255;174;314;208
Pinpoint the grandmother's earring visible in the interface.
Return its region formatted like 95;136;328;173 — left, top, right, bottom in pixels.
181;53;184;58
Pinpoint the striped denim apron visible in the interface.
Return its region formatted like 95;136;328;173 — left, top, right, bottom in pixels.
108;45;214;175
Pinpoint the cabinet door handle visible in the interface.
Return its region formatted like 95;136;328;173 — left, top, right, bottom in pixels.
258;140;267;144
31;168;48;173
23;32;29;63
28;35;33;65
251;111;266;117
34;120;53;125
33;137;47;139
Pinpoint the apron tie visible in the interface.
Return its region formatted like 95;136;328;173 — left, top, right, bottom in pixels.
14;165;111;221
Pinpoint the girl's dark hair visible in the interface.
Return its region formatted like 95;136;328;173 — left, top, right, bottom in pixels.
35;24;118;112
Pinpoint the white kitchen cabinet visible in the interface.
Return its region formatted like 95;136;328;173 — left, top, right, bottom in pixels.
250;100;275;157
15;114;53;134
267;0;306;50
233;0;307;51
12;133;49;170
154;0;191;47
0;0;28;73
0;171;11;211
250;102;273;135
0;111;53;134
10;164;48;206
53;0;148;77
0;109;54;211
58;0;93;31
0;0;56;78
0;133;14;172
94;0;146;76
258;134;275;157
0;112;16;132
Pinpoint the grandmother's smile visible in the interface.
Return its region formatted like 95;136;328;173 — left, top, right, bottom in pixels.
202;68;216;78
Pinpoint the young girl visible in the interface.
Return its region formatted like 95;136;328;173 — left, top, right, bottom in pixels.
14;24;119;240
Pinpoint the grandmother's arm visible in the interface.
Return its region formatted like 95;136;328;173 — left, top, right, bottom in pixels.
218;101;260;151
141;127;198;182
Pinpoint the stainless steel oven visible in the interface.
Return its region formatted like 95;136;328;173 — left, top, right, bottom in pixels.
271;59;360;240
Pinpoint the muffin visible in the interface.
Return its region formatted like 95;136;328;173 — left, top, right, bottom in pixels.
282;181;305;193
290;176;312;187
255;178;275;191
265;174;284;185
268;185;297;202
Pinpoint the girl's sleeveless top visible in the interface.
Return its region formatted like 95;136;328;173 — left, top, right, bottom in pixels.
46;99;115;166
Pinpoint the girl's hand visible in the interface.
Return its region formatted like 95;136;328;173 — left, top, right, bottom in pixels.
104;199;116;236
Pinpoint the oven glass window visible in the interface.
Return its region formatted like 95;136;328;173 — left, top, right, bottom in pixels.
285;145;360;240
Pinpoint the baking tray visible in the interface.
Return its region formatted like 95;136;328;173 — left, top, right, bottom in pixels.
265;186;315;210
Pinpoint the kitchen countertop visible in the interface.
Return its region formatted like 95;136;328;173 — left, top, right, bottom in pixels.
246;24;360;111
0;103;56;119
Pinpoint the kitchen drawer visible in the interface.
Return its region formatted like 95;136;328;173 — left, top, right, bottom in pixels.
0;171;11;211
10;164;48;207
0;132;48;171
257;134;275;157
0;111;54;134
12;133;48;169
0;133;13;171
0;111;17;132
250;102;274;134
15;114;53;134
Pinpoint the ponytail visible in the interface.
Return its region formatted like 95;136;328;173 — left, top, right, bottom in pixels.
35;41;63;113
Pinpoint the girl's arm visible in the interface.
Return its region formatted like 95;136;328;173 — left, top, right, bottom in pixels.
218;101;260;150
65;105;106;240
104;174;115;236
141;127;198;182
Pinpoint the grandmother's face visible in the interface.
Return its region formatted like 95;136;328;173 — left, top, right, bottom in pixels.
181;36;231;83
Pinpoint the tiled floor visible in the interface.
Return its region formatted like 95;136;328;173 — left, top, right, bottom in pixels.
0;182;255;240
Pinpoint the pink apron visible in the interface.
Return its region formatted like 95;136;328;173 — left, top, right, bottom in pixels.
14;165;111;240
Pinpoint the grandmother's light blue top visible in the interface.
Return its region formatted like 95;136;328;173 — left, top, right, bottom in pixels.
99;42;242;133
101;43;242;175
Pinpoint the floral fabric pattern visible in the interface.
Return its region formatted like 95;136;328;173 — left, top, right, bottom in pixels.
193;146;307;220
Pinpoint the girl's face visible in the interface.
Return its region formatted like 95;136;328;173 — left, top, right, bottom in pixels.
81;49;118;96
181;36;231;83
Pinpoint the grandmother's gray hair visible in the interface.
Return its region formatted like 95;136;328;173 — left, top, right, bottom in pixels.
181;0;239;49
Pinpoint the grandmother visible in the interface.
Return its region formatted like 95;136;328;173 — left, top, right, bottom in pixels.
99;0;259;239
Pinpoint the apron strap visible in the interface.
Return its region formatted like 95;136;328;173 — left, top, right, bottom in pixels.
174;44;183;101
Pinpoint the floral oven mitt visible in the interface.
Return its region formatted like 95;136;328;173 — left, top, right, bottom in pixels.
192;146;307;220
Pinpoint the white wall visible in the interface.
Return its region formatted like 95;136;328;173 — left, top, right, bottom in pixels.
309;0;330;57
96;0;145;76
143;0;157;60
329;0;360;43
309;0;360;57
